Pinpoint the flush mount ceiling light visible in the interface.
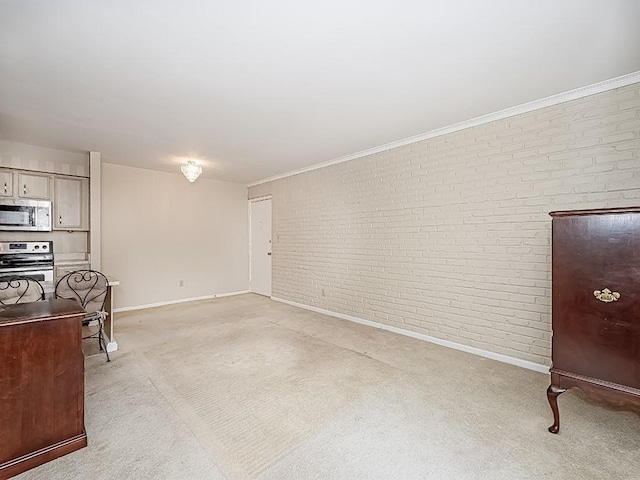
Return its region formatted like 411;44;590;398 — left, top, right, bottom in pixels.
181;160;202;182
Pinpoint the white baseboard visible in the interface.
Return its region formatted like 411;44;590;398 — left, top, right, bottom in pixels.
271;296;549;374
114;290;250;313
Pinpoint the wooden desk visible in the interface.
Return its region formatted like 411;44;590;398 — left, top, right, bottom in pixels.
0;299;87;479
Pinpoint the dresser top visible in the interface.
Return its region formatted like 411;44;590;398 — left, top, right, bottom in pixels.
550;206;640;217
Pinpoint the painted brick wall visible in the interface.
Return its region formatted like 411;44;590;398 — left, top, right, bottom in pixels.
248;83;640;366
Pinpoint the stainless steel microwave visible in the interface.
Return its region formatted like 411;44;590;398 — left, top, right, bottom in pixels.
0;199;52;231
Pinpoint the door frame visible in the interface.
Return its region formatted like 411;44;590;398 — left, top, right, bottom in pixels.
248;195;272;296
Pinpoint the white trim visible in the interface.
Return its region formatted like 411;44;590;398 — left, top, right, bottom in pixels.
89;151;101;271
113;290;250;313
249;195;272;202
271;296;550;374
248;71;640;187
106;340;118;353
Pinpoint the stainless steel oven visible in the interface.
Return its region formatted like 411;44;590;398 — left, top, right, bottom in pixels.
0;199;52;232
0;241;54;282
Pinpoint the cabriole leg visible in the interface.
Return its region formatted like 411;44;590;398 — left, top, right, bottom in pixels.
547;384;566;434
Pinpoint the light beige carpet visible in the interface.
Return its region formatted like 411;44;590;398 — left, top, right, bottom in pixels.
16;294;640;479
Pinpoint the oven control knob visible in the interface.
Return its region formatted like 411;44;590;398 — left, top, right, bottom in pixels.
34;245;39;249
42;245;47;249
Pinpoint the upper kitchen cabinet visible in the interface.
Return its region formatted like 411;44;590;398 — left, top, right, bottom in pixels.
18;172;51;199
0;170;12;197
53;176;89;231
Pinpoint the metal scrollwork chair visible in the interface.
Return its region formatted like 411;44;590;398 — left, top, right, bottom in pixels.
55;269;110;362
0;276;45;305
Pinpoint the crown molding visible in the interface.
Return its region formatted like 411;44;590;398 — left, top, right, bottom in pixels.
247;71;640;187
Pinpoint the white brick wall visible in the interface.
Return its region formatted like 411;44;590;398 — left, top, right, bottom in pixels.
248;84;640;366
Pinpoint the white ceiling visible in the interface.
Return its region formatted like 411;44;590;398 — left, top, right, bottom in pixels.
1;1;639;184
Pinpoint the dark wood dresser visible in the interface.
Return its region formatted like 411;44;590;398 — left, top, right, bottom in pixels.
0;299;87;479
547;207;640;433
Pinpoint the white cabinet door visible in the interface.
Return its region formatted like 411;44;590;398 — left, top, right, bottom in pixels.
54;176;88;230
0;171;12;197
18;173;50;199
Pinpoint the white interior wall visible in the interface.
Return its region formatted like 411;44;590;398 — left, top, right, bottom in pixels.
101;163;249;309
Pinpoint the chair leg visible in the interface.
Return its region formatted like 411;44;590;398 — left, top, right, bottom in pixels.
98;320;110;362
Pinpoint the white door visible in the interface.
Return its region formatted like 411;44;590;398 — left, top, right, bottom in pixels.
250;198;272;296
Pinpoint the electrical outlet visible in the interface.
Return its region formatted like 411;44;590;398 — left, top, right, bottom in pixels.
179;280;184;287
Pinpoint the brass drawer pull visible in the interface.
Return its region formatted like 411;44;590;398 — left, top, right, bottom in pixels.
593;288;620;303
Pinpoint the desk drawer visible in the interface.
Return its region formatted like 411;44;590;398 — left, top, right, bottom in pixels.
55;263;90;281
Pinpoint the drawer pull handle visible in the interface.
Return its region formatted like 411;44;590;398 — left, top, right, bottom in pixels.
593;288;620;303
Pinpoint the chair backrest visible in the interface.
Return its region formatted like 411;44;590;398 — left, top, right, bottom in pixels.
55;270;108;313
0;276;45;305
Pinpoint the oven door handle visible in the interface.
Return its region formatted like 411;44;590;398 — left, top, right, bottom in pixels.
0;266;53;273
0;260;54;267
0;254;54;263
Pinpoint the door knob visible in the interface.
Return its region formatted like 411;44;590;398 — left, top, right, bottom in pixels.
267;252;272;255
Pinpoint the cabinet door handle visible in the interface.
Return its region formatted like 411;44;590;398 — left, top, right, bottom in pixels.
3;182;6;193
59;215;63;223
593;288;620;303
23;184;27;195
